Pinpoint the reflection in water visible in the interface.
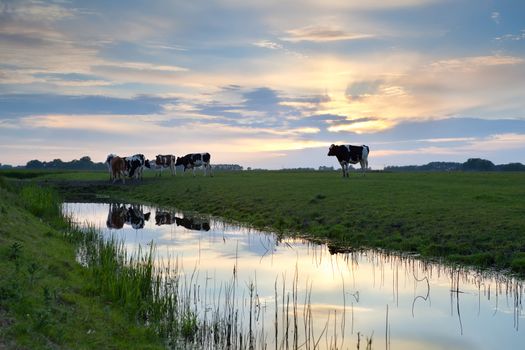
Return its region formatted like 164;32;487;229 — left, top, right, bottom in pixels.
106;203;151;229
155;211;211;231
64;202;525;350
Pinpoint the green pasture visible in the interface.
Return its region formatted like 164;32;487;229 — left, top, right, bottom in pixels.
3;169;525;271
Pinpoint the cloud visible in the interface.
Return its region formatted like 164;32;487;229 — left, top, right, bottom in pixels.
327;118;396;134
98;61;188;73
1;0;76;23
429;55;523;72
252;39;306;58
253;40;283;50
346;80;382;100
20;114;153;134
491;11;500;24
281;25;374;42
495;30;525;42
0;94;176;118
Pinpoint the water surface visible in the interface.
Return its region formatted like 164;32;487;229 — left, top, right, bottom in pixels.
64;202;524;349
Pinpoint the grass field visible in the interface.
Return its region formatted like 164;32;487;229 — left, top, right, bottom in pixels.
3;169;525;273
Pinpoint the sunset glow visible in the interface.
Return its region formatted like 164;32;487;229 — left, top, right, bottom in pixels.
1;0;524;168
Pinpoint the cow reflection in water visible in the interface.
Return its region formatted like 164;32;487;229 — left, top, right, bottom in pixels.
155;211;210;231
175;216;210;231
155;211;176;226
106;204;151;230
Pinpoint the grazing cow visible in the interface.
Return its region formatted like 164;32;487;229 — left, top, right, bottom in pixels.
155;154;176;176
155;211;176;226
106;203;128;229
327;144;370;177
175;216;211;231
105;154;117;180
175;153;212;176
125;154;148;180
110;156;127;184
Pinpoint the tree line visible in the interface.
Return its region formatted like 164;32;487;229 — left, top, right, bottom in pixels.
0;157;244;172
384;158;525;172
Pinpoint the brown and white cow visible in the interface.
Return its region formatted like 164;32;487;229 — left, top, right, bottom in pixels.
110;156;127;183
154;154;176;176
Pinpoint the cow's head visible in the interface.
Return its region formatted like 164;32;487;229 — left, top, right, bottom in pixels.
105;153;116;164
327;144;336;156
144;159;151;168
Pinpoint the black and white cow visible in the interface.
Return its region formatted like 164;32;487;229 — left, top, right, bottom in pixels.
154;154;176;176
125;154;148;180
327;144;370;177
175;153;212;176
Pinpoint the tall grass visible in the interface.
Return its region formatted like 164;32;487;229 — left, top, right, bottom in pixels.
19;184;61;219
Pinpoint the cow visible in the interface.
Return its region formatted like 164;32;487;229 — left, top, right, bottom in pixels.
110;156;127;184
106;203;128;229
154;154;176;176
175;153;212;176
175;215;211;231
327;144;370;177
125;154;148;180
105;154;117;181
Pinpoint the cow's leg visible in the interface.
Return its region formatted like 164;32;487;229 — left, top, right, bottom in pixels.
340;162;345;177
192;167;196;177
209;164;213;177
360;160;366;175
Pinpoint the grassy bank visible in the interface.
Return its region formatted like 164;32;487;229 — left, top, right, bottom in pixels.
0;181;167;349
4;169;525;273
1;177;291;349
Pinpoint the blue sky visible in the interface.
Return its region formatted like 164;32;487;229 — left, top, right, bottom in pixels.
1;0;524;169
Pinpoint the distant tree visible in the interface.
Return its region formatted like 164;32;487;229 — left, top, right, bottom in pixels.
26;159;44;169
462;158;495;171
497;163;525;171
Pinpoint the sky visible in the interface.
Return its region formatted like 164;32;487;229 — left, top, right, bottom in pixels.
1;0;525;169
